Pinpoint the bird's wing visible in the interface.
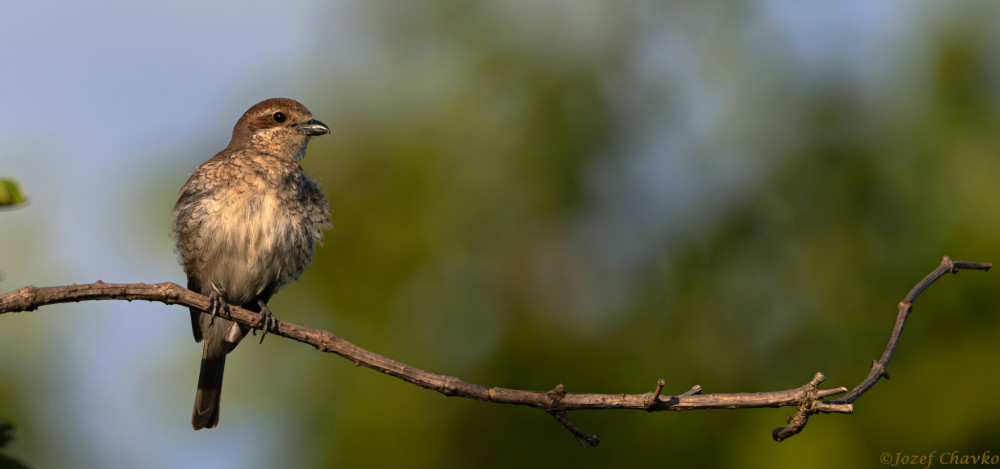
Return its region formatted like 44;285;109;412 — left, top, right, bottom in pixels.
187;276;203;342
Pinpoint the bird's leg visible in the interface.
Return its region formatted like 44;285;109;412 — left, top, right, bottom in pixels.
207;290;228;326
253;299;276;343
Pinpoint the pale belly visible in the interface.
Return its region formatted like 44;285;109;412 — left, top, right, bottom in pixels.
195;189;314;305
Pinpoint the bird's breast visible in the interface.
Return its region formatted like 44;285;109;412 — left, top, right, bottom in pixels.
185;180;318;305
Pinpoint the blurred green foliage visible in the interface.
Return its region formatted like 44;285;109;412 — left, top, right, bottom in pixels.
0;422;28;469
241;3;1000;468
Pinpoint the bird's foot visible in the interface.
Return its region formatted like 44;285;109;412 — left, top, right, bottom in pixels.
207;291;229;326
252;299;276;343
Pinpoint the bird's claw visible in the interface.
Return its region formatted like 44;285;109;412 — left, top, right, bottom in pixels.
207;291;229;326
253;300;276;344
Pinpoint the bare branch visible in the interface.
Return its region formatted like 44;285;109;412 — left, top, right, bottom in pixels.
832;256;991;404
0;256;990;445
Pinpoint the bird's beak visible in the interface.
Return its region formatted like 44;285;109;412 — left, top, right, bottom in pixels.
297;119;330;136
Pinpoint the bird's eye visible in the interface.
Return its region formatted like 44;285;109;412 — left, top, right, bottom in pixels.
273;112;287;123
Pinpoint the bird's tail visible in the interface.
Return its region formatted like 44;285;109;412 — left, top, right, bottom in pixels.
192;347;225;430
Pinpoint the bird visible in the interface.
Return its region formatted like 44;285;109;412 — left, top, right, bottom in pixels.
172;98;331;429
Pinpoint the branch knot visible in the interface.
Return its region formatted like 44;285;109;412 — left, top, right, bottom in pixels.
24;286;40;311
546;384;566;412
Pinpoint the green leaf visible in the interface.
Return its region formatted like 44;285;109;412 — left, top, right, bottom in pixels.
0;179;25;206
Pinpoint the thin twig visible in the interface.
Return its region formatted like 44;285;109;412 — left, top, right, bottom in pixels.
552;411;600;448
681;385;702;397
645;379;666;411
832;256;990;404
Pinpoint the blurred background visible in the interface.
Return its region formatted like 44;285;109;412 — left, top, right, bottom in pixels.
2;1;1000;467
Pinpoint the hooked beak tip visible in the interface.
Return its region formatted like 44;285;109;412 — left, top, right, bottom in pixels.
299;119;330;137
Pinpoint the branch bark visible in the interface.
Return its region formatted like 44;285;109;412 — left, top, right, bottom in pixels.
0;256;989;446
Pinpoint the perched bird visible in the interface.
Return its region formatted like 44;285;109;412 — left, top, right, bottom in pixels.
172;98;331;429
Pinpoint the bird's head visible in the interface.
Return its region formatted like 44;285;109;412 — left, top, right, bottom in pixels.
228;98;329;158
